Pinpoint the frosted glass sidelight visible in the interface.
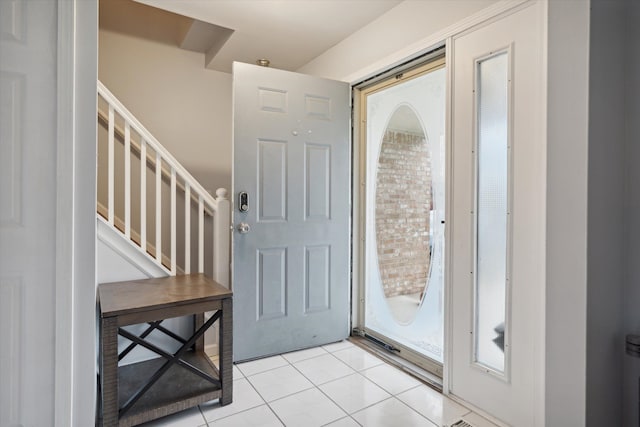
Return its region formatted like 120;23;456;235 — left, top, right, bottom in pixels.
474;52;509;373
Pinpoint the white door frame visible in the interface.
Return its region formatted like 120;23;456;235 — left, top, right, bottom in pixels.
54;1;98;426
349;1;545;425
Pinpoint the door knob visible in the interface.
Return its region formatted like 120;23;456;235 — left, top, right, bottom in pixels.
237;222;251;234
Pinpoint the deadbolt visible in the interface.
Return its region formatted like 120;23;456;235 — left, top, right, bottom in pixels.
238;191;249;212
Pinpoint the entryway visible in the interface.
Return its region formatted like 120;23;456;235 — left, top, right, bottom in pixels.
230;3;546;426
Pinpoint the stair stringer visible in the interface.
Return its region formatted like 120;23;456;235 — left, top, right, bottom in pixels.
97;216;170;279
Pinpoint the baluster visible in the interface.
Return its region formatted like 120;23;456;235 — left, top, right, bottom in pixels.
124;122;131;239
171;169;176;274
198;196;204;273
184;184;191;274
107;105;114;224
155;151;162;263
140;139;147;252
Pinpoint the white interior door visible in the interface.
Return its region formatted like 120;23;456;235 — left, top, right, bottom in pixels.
232;62;350;361
0;1;59;425
449;3;544;426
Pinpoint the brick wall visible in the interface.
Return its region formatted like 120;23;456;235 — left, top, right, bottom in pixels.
375;130;431;298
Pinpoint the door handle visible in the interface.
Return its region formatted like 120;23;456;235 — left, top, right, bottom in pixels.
237;222;251;234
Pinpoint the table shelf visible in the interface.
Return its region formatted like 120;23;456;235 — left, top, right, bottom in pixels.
117;351;220;426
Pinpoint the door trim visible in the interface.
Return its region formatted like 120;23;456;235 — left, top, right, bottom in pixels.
341;0;530;85
54;1;98;425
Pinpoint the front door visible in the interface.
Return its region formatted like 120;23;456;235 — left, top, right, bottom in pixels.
232;62;350;361
449;3;544;425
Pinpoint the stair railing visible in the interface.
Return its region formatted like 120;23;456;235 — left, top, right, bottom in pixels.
97;81;230;286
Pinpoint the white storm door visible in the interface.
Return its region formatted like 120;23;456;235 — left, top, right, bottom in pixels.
0;1;59;425
449;3;544;426
232;62;350;361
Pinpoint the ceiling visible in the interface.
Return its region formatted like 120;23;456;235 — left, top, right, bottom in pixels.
124;0;403;73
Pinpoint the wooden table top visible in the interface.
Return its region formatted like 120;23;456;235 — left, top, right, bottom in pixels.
98;274;232;318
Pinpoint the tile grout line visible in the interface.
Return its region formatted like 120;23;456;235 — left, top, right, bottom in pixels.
176;343;480;427
242;368;289;427
226;346;349;426
283;343;413;425
196;405;210;427
245;365;316;406
286;347;411;426
389;395;439;426
318;349;442;426
208;342;433;427
282;351;356;426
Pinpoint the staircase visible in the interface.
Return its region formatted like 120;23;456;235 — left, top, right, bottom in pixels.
96;81;230;362
96;81;230;285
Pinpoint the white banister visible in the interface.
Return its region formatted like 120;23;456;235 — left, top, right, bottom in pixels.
140;139;147;252
184;183;191;274
155;151;162;263
98;108;216;217
97;82;216;210
124;122;131;239
213;188;230;288
198;196;204;274
97;80;230;283
107;105;115;224
170;168;176;274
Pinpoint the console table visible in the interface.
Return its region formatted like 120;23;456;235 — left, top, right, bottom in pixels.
98;274;232;427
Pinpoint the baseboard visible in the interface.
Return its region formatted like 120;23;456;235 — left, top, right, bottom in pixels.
205;343;219;359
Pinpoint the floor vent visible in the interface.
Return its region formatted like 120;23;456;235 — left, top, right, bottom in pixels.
450;420;475;427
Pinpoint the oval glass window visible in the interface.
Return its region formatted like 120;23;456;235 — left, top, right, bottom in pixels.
375;105;432;324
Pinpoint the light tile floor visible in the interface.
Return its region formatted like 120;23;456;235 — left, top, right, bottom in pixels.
139;340;498;427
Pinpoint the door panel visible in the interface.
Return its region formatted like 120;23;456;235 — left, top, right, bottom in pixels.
449;3;544;425
233;63;350;361
258;139;287;221
0;1;58;424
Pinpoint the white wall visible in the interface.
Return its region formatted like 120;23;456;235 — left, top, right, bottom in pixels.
587;0;627;425
297;0;497;81
99;29;232;193
625;0;640;424
545;1;590;425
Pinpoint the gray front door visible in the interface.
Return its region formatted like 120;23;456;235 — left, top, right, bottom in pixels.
232;62;350;361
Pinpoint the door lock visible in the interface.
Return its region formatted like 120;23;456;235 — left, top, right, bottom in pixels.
238;192;249;212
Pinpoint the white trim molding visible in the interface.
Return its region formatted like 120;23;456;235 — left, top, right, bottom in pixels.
54;0;98;425
343;0;530;84
97;217;170;278
54;1;75;425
